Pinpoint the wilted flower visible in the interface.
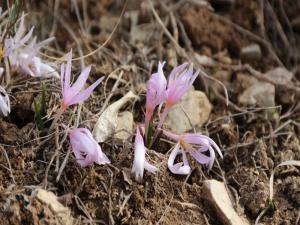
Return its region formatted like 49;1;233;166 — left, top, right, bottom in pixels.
163;130;223;174
131;126;158;181
69;128;110;167
0;86;10;116
61;50;104;109
145;61;167;132
3;14;58;78
158;63;199;128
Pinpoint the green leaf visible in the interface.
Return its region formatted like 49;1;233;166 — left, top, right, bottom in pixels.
33;83;48;135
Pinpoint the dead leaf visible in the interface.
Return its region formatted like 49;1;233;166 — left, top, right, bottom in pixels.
93;91;138;142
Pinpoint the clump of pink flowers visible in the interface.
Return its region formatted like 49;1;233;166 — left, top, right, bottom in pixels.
3;14;59;78
0;11;60;118
0;8;223;183
131;62;223;181
54;50;108;167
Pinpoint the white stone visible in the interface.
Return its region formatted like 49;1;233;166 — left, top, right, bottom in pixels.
239;82;275;107
203;180;250;225
34;189;74;225
165;89;212;133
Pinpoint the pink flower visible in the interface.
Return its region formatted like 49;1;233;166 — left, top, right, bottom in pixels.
163;130;223;174
69;128;110;167
168;143;191;175
4;14;58;78
166;63;199;108
61;50;104;109
145;61;167;131
131;126;158;181
0;86;10;116
158;63;199;129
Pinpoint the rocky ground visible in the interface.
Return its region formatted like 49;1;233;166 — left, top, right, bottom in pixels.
1;0;300;224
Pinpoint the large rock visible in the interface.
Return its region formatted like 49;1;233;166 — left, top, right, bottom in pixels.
203;180;250;225
238;82;275;107
165;89;212;133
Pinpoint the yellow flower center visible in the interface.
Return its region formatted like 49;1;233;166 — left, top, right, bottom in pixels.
0;48;3;59
179;139;188;150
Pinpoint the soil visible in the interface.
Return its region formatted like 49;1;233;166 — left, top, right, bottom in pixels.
1;0;300;225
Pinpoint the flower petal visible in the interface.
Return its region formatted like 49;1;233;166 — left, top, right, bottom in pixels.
68;65;91;96
64;50;72;91
131;127;146;181
69;128;110;167
168;143;191;175
67;76;104;106
144;160;158;173
39;61;59;78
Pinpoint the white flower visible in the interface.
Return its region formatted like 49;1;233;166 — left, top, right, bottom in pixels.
131;126;158;181
0;86;10;116
168;143;191;175
3;14;59;78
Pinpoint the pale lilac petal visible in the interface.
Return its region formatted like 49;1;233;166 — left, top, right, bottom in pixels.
183;133;223;159
69;128;110;167
146;61;167;108
207;146;216;169
67;76;104;106
60;63;65;93
96;151;111;165
162;130;181;141
17;27;34;49
36;37;55;49
0;86;10;117
39;61;59;78
168;63;188;87
15;14;27;41
145;62;167;130
0;68;4;77
68;66;91;96
144;160;158;173
208;138;223;159
131;127;146;181
64;50;72;91
189;150;211;164
168;143;191;175
163;130;222;170
165;63;198;107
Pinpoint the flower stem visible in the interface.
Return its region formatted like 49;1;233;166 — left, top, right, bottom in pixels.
148;106;170;149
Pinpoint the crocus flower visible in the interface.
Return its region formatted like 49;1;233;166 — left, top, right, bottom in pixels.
69;128;110;167
3;14;59;78
60;50;104;109
158;63;199;129
145;61;167;132
131;126;158;181
163;130;223;175
0;86;10;116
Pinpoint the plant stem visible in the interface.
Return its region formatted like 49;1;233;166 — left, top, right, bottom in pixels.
148;106;170;149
